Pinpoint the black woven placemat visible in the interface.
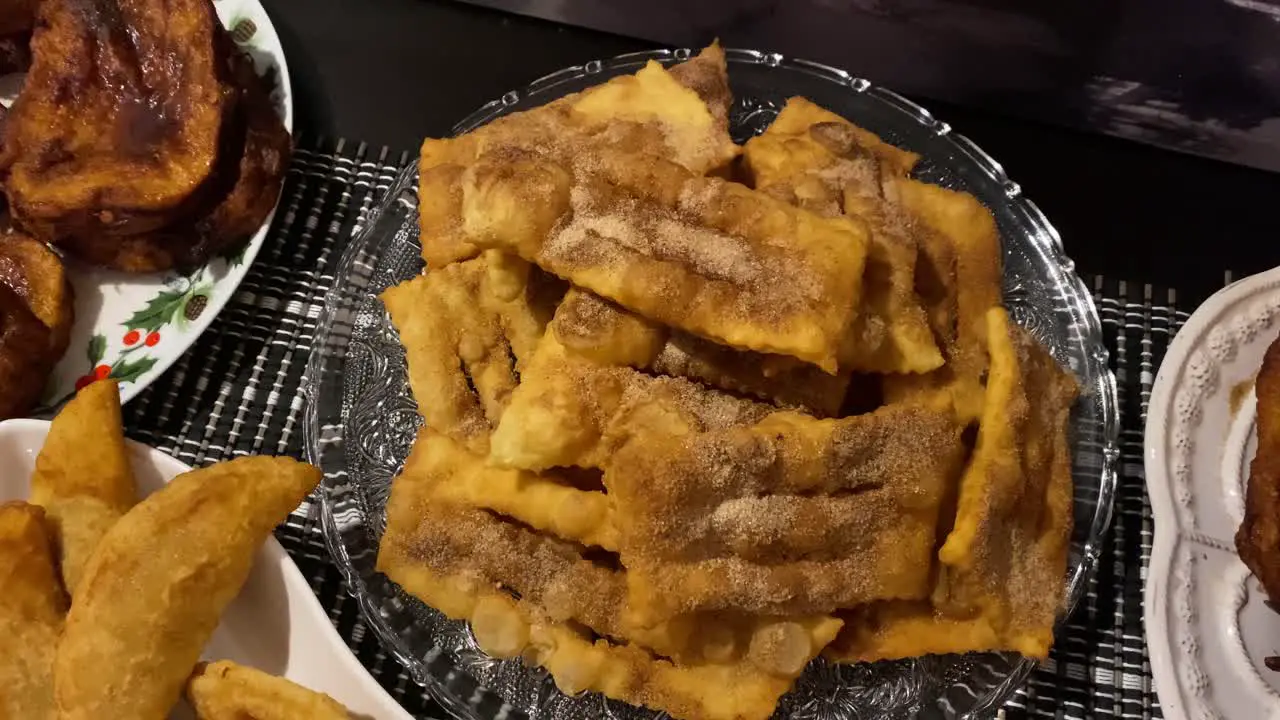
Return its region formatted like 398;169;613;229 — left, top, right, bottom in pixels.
121;137;1185;720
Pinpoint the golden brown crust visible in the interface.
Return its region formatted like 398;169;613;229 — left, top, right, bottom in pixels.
186;661;351;720
1237;332;1280;604
0;501;66;720
607;405;966;622
29;379;135;594
381;253;560;455
417;54;738;269
552;288;852;416
463;146;869;371
53;456;321;720
378;429;842;720
0;231;73;358
3;0;236;241
0;282;51;419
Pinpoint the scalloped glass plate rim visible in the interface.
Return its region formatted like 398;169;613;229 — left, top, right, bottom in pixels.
305;46;1119;720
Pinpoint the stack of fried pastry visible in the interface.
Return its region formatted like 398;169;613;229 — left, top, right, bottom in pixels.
379;43;1080;720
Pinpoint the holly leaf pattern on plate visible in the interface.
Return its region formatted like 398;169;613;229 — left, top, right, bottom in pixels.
124;286;190;333
109;356;159;385
87;333;106;365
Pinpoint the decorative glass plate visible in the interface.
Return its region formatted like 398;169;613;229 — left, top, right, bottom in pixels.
305;48;1119;720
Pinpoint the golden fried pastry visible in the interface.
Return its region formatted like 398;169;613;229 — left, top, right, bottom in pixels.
1238;332;1280;604
881;177;1003;422
488;329;770;471
379;429;842;720
418;47;736;268
743;104;941;375
0;502;65;720
830;308;1077;662
608;405;965;623
381;253;561;454
463;147;869;371
552;288;851;415
29;379;136;595
0;232;74;359
54;457;321;720
186;661;351;720
3;0;234;242
762;97;919;177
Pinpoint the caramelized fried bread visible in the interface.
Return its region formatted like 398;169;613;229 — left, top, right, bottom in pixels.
3;0;236;244
1237;332;1280;605
0;282;51;418
0;232;73;358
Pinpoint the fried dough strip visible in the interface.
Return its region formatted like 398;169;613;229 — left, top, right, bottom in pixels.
418;50;737;268
551;288;850;415
761;97;919;177
827;308;1077;662
378;430;842;720
0;502;65;720
381;253;560;454
29;379;136;594
881;177;1003;422
488;329;770;471
186;661;351;720
463;147;869;371
607;405;965;623
1238;332;1280;604
742;102;942;374
54;457;321;720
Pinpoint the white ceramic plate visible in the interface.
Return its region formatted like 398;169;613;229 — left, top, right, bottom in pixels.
1145;266;1280;720
0;0;293;413
0;419;412;720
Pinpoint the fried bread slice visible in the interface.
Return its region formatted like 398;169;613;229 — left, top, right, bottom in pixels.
1237;332;1280;604
607;404;966;623
488;327;770;472
3;0;236;243
0;232;73;358
418;46;737;268
0;282;51;419
0;502;65;720
378;429;843;720
381;253;562;455
881;177;1003;423
551;288;851;415
743;104;941;374
828;308;1077;662
463;147;869;371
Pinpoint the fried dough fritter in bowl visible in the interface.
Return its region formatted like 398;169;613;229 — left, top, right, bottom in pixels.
0;0;290;273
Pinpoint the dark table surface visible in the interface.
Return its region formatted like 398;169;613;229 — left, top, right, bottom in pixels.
260;0;1280;305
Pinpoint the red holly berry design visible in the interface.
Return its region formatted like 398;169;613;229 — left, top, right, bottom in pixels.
123;329;141;346
144;331;161;347
74;375;95;391
94;364;111;380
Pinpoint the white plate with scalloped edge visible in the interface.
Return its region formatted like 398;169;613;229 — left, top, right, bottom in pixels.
0;418;411;720
1145;266;1280;720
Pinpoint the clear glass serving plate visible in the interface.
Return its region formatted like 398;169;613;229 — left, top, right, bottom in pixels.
304;48;1120;720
